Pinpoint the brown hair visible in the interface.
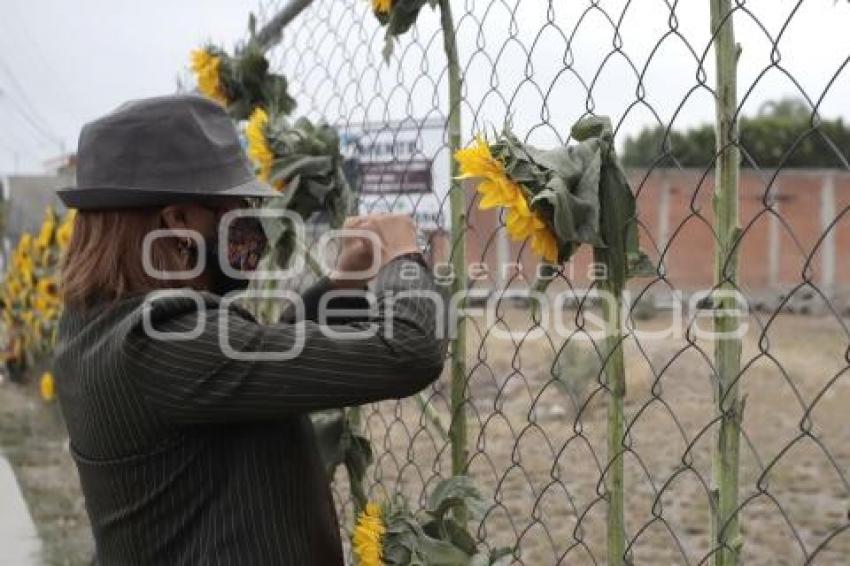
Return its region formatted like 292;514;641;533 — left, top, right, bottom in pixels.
61;208;191;311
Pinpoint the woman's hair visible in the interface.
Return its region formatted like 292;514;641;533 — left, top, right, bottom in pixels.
61;208;188;311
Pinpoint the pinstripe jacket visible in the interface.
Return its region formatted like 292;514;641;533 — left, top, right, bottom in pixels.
54;257;446;565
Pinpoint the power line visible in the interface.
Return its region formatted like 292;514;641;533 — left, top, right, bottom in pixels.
0;1;79;121
0;91;60;150
0;55;56;134
0;101;51;151
0;55;63;151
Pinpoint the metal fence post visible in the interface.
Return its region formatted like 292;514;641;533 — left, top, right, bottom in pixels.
710;1;743;565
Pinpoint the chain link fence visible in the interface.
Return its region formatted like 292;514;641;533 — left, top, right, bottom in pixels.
255;0;850;563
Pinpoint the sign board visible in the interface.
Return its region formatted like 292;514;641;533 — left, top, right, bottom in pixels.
340;118;449;231
360;160;432;194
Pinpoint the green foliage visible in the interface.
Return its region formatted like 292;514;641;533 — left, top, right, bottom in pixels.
310;409;372;509
555;341;602;409
259;116;353;265
490;126;604;262
622;98;850;169
266;115;352;229
379;476;511;566
373;0;439;61
572;117;649;293
205;43;296;121
491;116;653;288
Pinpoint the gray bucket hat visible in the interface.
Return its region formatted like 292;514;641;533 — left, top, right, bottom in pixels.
57;94;282;209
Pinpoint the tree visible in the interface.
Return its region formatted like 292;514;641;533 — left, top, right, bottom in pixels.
621;97;850;169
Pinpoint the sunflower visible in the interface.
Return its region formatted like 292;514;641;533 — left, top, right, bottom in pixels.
36;277;58;299
503;195;559;262
15;255;34;285
530;224;559;263
455;136;523;209
34;277;60;315
371;0;392;14
353;502;385;566
6;279;23;302
190;49;228;106
36;209;56;250
38;248;52;269
246;107;279;187
456;136;559;262
40;371;55;402
56;211;75;249
34;294;57;316
16;233;33;257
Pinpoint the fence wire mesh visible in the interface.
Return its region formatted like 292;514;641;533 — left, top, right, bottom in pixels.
255;1;850;563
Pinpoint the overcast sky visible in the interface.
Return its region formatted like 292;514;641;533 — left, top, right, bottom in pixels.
0;0;264;173
2;0;849;174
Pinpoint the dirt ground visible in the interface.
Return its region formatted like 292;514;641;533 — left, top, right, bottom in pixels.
2;309;848;565
342;310;850;565
0;372;93;565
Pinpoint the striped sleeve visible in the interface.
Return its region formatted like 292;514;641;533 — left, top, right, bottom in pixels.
278;276;372;324
119;258;446;424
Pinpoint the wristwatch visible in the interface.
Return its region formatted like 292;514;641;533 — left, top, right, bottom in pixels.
393;251;429;270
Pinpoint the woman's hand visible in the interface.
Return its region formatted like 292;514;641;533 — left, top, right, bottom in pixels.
364;213;420;265
328;214;421;288
328;216;380;289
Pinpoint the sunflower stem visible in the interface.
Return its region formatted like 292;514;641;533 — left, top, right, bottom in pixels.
438;0;468;495
345;407;368;514
709;1;743;565
601;282;626;566
416;393;450;443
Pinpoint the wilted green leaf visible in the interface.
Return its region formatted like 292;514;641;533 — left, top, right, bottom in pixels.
426;476;486;523
256;116;353;267
570;116;646;293
204;41;296;121
310;409;346;476
470;547;513;566
485;116;654;286
374;0;438;62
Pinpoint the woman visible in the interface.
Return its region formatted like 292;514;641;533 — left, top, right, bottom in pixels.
54;94;445;564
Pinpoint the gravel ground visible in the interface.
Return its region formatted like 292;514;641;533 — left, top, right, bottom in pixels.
343;311;850;565
0;371;93;566
2;310;847;565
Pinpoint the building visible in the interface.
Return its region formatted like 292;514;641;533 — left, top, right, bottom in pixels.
0;154;75;270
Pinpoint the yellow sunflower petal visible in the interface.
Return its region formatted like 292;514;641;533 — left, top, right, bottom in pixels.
40;372;55;402
532;228;560;263
36;208;56;250
477;180;508;209
246;108;275;183
352;502;385;566
57;211;76;249
505;197;536;240
372;0;392;13
455;136;503;181
190;49;228;106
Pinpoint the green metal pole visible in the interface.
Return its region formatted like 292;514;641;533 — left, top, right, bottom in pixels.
438;0;468;482
602;283;626;566
254;0;315;51
710;1;743;565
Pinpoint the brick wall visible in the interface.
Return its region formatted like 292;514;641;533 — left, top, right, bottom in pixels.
460;169;850;305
